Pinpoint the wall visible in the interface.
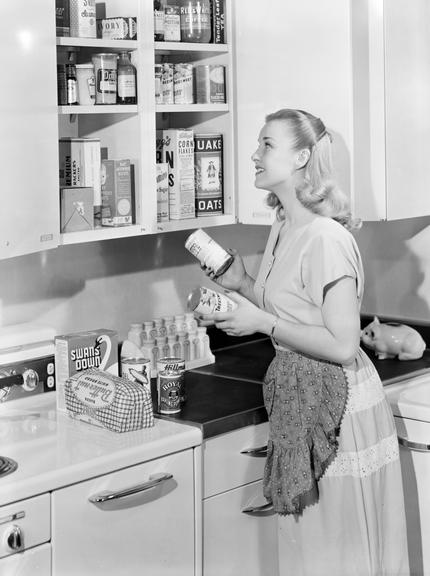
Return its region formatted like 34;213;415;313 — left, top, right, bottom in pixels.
0;217;429;341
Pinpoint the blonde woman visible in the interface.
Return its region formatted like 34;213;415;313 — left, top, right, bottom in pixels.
200;109;409;575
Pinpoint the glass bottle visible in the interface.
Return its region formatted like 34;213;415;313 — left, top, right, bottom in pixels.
179;0;212;43
66;52;78;105
177;331;190;361
127;323;143;348
117;51;137;104
167;334;177;356
197;326;210;358
154;0;165;41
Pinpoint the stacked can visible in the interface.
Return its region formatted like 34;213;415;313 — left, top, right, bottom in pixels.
156;357;186;413
173;64;194;104
161;63;174;104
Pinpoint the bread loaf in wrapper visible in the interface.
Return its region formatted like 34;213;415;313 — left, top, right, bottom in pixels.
64;369;154;432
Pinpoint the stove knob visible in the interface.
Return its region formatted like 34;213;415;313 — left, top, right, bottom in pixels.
22;369;39;392
6;525;23;551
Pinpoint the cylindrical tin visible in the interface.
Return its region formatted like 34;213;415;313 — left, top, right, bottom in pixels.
157;370;182;414
187;286;237;315
161;63;174;105
194;64;226;104
157;357;185;403
92;53;117;104
173;63;194;104
121;357;152;395
185;228;234;276
154;64;164;104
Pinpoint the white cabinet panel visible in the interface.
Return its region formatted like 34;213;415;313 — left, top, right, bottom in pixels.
52;449;195;576
0;542;51;576
0;0;59;259
203;479;278;576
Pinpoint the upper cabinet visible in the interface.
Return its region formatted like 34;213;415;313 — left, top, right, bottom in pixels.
0;0;60;259
234;0;430;224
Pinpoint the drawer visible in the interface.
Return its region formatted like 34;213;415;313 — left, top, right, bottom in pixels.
203;422;269;498
0;493;50;559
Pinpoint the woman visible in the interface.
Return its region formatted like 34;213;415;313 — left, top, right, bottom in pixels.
200;109;409;575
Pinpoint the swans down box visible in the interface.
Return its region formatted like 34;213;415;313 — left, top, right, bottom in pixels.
55;329;118;412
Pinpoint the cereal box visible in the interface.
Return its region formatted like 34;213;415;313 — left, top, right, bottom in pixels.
156;163;169;222
194;133;223;216
156;129;195;220
101;159;133;226
55;328;118;412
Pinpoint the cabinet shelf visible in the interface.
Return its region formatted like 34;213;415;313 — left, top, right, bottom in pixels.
155;41;228;54
56;37;137;49
156;214;236;232
60;225;146;245
58;105;138;114
156;104;228;113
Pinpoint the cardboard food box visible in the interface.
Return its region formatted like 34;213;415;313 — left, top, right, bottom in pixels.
59;138;102;227
101;159;133;226
156;163;169;222
156;129;195;220
55;328;118;412
60;186;94;233
194;133;224;216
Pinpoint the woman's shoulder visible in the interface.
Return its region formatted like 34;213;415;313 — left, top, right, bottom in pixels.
308;216;355;242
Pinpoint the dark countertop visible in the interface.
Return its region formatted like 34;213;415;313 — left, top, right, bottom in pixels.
154;333;430;439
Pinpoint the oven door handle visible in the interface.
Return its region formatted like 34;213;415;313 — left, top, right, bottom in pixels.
88;473;173;504
240;445;268;457
398;436;430;452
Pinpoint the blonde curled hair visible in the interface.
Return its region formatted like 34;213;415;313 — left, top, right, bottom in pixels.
265;109;361;231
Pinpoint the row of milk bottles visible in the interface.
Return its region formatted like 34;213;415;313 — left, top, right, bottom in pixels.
125;313;211;370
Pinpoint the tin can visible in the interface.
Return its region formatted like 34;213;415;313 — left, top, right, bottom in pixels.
121;357;152;395
155;64;163;104
92;53;117;104
161;63;174;105
157;370;182;414
187;286;237;315
157;357;185;402
173;63;194;104
194;64;225;104
185;228;234;276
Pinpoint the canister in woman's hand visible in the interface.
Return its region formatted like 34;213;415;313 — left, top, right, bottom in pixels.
187;286;237;315
185;228;233;276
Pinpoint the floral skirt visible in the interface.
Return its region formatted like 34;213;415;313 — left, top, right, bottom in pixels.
265;347;409;576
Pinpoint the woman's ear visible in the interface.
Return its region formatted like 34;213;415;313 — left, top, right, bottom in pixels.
295;148;310;169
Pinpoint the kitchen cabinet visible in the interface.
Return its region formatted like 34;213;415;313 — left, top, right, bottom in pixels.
0;0;59;259
202;422;279;576
52;448;197;576
233;0;430;223
57;0;235;247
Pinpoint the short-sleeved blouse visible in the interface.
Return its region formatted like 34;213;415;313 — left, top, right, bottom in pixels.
254;215;364;348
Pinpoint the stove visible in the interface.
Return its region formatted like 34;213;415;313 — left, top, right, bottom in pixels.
0;456;18;478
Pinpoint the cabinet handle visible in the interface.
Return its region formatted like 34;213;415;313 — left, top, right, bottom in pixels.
88;472;173;504
242;502;274;516
398;436;430;452
240;444;267;457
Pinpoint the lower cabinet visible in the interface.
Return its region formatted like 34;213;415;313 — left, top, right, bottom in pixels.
202;423;279;576
52;449;196;576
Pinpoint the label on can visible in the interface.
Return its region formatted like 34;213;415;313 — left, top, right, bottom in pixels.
92;53;117;104
161;63;174;105
157;370;182;414
157;358;185;402
185;228;233;276
187;286;237;315
121;357;152;395
173;63;194;104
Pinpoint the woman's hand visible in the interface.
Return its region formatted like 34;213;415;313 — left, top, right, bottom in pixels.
202;249;248;292
199;291;272;337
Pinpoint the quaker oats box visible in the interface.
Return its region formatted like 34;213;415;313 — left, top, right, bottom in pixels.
55;329;118;412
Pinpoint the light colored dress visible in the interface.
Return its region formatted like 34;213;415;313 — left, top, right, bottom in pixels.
254;215;409;576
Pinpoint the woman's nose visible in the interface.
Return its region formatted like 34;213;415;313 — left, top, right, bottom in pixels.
251;149;259;162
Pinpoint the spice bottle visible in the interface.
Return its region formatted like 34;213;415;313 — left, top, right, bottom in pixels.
117;51;137;104
164;1;181;42
154;0;165;41
180;0;212;43
66;61;78;105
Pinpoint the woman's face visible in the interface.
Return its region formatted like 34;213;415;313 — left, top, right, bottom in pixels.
251;120;300;192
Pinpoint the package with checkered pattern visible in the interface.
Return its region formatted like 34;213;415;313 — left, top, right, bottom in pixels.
65;369;154;432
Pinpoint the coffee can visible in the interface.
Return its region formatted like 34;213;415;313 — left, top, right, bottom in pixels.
121;357;152;395
157;370;182;414
173;63;194;104
185;228;234;276
187;286;237;315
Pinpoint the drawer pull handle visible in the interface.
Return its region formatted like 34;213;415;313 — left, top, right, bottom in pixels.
242;502;274;516
398;436;430;452
88;473;173;504
240;444;267;457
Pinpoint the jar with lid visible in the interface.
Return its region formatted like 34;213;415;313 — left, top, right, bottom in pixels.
117;51;137;104
179;0;212;43
92;53;117;104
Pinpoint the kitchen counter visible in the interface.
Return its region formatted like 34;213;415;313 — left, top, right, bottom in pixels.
157;336;430;438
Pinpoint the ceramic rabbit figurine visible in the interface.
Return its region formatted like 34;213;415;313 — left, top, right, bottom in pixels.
361;316;426;360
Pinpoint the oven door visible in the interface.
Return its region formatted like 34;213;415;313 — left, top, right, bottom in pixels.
0;542;51;575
